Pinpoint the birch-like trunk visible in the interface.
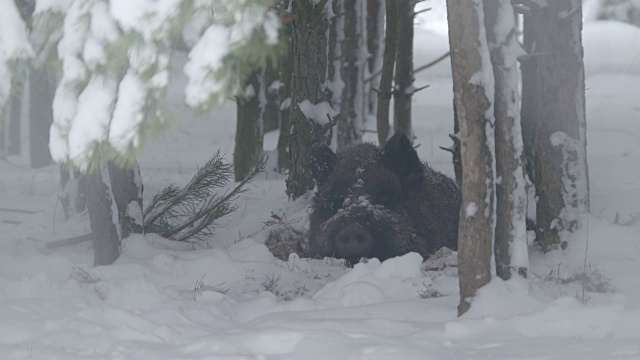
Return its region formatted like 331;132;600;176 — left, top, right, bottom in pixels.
366;0;384;119
375;0;398;145
393;0;415;138
484;1;528;280
447;0;496;316
339;0;367;146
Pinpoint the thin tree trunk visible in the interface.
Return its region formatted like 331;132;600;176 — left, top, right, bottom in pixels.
339;0;366;146
86;161;121;266
393;0;415;138
531;0;589;252
277;35;293;173
366;0;384;119
28;68;54;168
286;0;333;199
376;0;398;145
447;0;495;316
328;0;345;147
7;77;23;156
234;69;265;181
520;15;538;184
484;0;528;280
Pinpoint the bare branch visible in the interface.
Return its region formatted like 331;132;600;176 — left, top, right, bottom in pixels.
517;51;550;62
439;146;454;154
411;84;430;94
414;7;431;17
412;51;451;75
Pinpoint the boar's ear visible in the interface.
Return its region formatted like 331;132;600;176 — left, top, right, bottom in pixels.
381;130;423;185
310;143;337;185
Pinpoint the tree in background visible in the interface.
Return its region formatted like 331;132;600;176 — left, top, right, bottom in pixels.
393;0;415;138
375;0;398;145
234;69;266;181
484;0;528;280
338;0;367;146
520;0;590;252
447;0;496;316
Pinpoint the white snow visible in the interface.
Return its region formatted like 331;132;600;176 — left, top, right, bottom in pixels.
2;3;640;360
109;72;148;153
297;100;339;126
465;202;478;218
0;0;33;108
183;25;230;108
67;76;118;170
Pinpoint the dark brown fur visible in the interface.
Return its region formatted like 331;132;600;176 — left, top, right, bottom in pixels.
308;131;460;264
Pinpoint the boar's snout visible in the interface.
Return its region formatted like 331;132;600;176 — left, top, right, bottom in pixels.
335;223;373;257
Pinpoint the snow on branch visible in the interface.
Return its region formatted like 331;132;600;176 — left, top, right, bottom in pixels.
0;0;33;115
48;0;282;170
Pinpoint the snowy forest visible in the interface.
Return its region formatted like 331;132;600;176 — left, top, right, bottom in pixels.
1;0;639;359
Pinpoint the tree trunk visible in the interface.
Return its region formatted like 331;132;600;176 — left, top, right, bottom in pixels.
107;162;143;239
286;0;333;199
264;61;280;133
484;0;528;280
520;15;539;184
277;21;293;173
7;77;24;156
59;164;87;220
376;0;398;145
339;0;366;146
447;0;495;316
28;67;55;168
393;0;415;138
366;0;385;119
328;0;345;146
530;0;589;252
234;69;265;181
86;161;121;266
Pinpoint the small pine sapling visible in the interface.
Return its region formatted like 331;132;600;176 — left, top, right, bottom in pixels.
144;151;267;242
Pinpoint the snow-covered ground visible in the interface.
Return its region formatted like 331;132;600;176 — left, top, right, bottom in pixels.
2;19;640;359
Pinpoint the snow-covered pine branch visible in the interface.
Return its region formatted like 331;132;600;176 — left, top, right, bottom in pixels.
46;0;281;171
0;0;33;118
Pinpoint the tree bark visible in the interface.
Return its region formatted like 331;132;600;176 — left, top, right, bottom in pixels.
339;0;366;147
28;67;55;168
366;0;384;118
520;15;539;184
286;0;333;199
264;61;280;133
86;161;121;266
530;0;590;252
376;0;398;145
234;69;265;181
393;0;415;138
59;164;87;220
277;28;293;173
107;161;143;239
447;0;495;316
484;0;528;280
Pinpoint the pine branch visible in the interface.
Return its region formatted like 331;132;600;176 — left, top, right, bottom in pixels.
163;153;266;240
